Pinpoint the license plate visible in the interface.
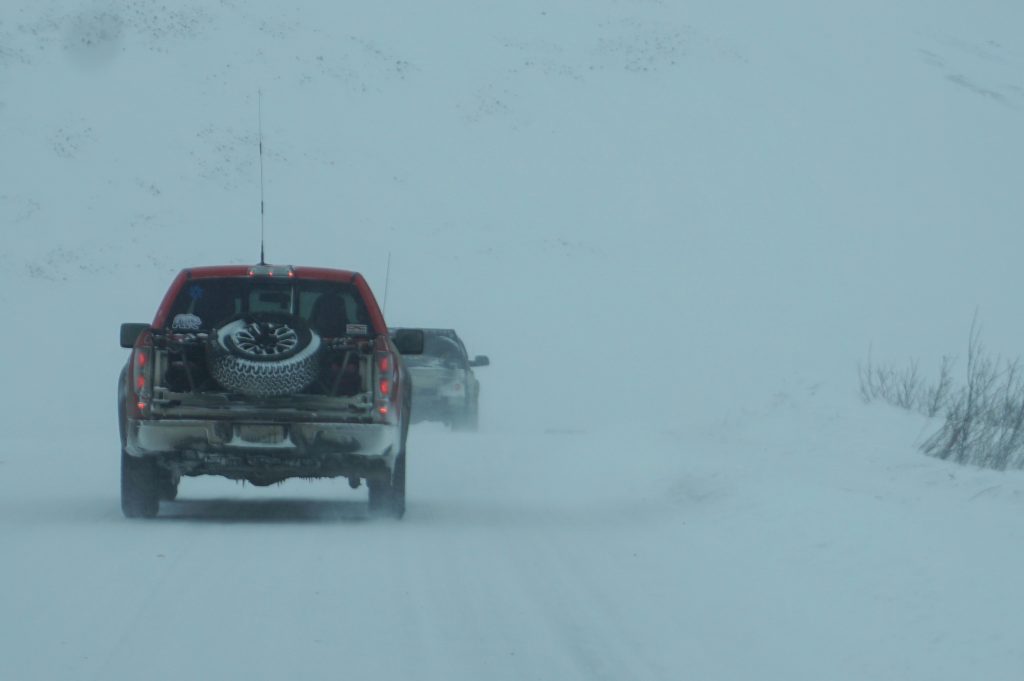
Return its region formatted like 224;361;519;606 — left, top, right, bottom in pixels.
237;425;286;444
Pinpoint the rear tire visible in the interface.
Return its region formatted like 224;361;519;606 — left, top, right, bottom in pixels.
368;450;406;519
121;450;160;518
158;470;180;502
451;398;479;432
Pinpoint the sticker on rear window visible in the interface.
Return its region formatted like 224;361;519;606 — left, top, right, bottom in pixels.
346;323;368;335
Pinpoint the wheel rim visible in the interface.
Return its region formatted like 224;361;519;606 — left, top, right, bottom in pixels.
230;321;300;358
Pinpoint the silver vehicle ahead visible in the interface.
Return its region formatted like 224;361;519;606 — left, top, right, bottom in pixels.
391;328;489;431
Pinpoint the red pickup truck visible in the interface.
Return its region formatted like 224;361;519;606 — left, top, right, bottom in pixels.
117;263;423;519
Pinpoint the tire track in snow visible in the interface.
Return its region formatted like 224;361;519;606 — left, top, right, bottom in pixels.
505;531;676;681
86;531;204;681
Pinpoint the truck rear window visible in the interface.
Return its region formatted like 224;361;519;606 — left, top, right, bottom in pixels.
167;278;371;336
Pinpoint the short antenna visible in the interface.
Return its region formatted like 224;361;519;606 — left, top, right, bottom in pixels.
382;252;392;316
258;90;266;265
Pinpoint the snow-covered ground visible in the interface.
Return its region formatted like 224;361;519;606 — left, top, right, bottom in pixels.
2;1;1024;679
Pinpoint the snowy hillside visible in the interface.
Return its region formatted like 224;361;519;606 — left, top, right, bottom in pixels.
2;1;1024;679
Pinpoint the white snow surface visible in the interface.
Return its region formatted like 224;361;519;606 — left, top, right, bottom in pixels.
2;1;1024;679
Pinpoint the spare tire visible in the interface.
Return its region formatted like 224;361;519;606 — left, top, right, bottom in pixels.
207;312;322;397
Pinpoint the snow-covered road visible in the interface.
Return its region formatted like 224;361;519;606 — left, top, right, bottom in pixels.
5;394;1024;681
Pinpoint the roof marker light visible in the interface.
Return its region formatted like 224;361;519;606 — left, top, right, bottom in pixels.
249;264;294;278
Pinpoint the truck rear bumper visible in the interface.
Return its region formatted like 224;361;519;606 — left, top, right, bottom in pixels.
125;418;400;480
410;391;464;420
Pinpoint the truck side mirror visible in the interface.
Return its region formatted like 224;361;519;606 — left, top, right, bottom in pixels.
392;328;424;355
120;323;150;348
469;355;490;367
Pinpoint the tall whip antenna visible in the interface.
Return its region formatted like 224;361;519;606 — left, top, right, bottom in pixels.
258;90;266;265
382;252;392;316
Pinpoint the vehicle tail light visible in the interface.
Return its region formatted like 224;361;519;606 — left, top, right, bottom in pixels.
130;331;153;417
375;350;397;422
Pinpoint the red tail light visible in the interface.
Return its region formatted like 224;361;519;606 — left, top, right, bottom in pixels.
375;350;397;422
130;332;153;417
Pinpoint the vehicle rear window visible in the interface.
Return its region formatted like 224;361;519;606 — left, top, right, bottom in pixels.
166;278;371;336
402;333;466;367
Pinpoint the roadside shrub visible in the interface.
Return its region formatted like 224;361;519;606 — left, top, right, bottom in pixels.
860;319;1024;470
858;350;954;418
